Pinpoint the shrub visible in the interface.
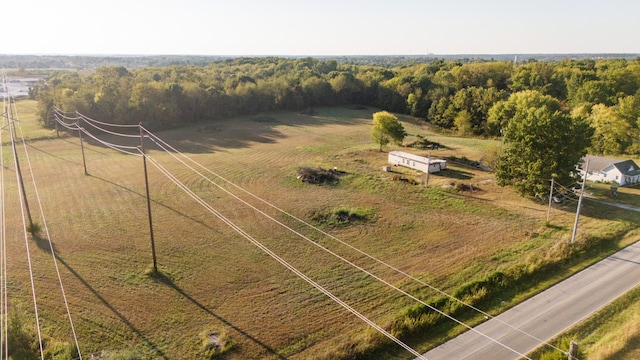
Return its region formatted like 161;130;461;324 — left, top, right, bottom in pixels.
26;222;42;236
296;167;344;185
406;136;443;150
6;310;38;359
198;329;235;359
311;207;375;227
392;174;419;185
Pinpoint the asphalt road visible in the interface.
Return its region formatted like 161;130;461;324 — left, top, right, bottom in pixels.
420;240;640;360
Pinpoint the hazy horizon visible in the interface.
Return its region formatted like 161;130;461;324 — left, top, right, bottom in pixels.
4;0;639;56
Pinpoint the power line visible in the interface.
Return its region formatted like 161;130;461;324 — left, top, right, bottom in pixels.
58;117;429;357
78;127;141;156
14;111;83;358
5;80;83;359
53;114;80;131
51;112;141;156
76;111;140;128
3;78;45;360
58;114;565;358
142;128;547;358
80;115;140;138
52;107;81;121
142;153;429;359
1;71;9;360
148;139;532;358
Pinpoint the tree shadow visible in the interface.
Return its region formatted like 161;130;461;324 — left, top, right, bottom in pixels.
602;328;640;359
56;107;376;155
55;255;169;359
551;198;640;224
149;271;286;359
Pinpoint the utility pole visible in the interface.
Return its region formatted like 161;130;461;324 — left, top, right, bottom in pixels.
77;113;88;175
547;177;555;222
571;159;589;244
139;124;157;273
568;340;579;360
5;104;33;228
425;153;431;187
54;115;59;138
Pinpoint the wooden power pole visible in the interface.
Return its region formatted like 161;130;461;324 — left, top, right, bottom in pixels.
571;159;589;244
139;125;158;273
5;104;33;228
547;177;554;222
568;340;578;360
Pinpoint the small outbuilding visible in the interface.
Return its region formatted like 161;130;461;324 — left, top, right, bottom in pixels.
388;151;446;173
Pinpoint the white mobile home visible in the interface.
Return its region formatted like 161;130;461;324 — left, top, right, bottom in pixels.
388;151;446;173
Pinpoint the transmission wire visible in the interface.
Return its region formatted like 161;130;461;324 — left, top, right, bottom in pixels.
1;72;9;360
142;152;428;359
5;87;45;360
53;114;80;131
143;129;538;358
44;112;567;357
14;102;83;359
78;128;142;156
80;116;140;138
76;111;139;128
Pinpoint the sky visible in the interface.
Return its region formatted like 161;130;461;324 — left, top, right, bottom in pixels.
3;0;639;56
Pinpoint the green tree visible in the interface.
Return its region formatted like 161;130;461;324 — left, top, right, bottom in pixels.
510;61;566;99
616;95;640;127
487;89;563;136
454;110;473;135
371;111;406;151
495;91;593;197
588;104;631;155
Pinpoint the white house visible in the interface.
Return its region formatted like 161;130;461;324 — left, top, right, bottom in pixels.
388;151;446;173
580;154;640;186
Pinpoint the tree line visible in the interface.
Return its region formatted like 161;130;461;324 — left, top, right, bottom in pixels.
34;56;640;155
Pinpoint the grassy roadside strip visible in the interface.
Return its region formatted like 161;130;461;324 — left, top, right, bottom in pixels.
316;222;638;359
530;283;640;360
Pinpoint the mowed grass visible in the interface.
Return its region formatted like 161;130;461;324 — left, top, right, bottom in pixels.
2;100;637;359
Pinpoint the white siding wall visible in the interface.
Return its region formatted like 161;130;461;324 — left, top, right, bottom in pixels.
584;167;624;185
388;151;444;173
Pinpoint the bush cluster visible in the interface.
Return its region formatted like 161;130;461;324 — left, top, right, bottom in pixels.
296;167;343;185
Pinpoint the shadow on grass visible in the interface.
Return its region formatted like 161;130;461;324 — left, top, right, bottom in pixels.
551;198;640;224
545;223;568;231
150;271;286;359
27;142;83;167
602;321;640;359
88;174;218;232
55;255;169;359
51;108;374;155
32;233;54;254
431;168;474;180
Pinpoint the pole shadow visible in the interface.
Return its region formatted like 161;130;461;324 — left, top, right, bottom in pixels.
32;233;54;254
88;174;217;232
55;255;169;359
150;271;286;359
26;143;82;166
